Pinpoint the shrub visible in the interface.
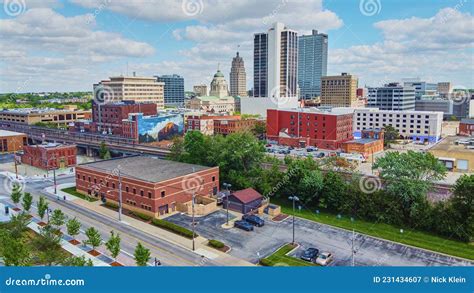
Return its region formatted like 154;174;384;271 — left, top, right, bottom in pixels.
104;201;119;210
131;211;152;222
151;219;197;239
208;239;225;249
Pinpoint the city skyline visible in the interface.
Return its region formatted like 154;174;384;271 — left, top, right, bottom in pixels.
0;0;473;93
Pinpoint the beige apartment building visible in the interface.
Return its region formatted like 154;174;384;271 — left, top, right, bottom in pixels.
321;73;358;107
437;82;452;98
94;75;165;109
230;52;247;97
0;105;91;126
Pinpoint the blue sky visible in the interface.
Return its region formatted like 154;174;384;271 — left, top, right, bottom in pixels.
0;0;473;93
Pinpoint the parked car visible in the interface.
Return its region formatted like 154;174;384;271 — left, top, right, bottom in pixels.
316;252;333;266
265;144;272;147
300;247;319;262
278;149;290;154
234;220;254;231
306;146;318;152
316;152;325;158
242;214;265;227
288;146;294;150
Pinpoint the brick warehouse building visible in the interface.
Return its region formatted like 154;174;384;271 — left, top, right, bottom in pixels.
0;130;27;153
75;156;219;218
21;143;77;170
266;108;354;149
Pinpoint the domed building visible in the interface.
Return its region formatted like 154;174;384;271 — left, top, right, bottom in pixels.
209;70;229;98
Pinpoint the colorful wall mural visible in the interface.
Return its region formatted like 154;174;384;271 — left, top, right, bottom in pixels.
135;113;184;143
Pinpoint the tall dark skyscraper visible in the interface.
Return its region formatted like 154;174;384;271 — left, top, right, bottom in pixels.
298;30;328;99
253;33;268;97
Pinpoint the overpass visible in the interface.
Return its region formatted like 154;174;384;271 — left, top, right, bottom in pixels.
0;122;171;158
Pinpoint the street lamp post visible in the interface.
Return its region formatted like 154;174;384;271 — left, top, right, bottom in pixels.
192;192;195;251
288;196;299;245
118;169;122;222
223;183;231;225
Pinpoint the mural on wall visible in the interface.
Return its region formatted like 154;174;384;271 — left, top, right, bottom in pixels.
136;113;184;143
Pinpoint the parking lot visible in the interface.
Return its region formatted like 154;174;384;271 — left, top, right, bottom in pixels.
165;210;473;266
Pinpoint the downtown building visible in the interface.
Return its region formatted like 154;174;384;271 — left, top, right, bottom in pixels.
298;30;328;99
253;22;298;100
229;52;247;97
354;108;443;143
403;80;438;100
156;74;185;106
93;75;165;109
321;73;359;107
367;83;416;111
21;143;77;170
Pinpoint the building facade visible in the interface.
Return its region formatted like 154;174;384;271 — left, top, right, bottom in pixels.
354;108;443;143
121;112;184;143
209;70;229;98
266;108;354;149
229;52;247;97
75;156;219;218
185;114;241;136
428;136;473;172
437;82;452;99
403;80;438;100
0;130;27;153
321;73;358;107
193;85;208;97
341;129;384;158
21;143;77;170
298;30;328;99
459;119;474;136
213;118;257;136
367;83;416;111
94;75;165;109
415;98;453;119
156;74;185;106
0;106;91;126
254;22;298;100
187;96;235;114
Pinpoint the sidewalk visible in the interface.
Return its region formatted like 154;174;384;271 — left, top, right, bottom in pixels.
47;183;253;266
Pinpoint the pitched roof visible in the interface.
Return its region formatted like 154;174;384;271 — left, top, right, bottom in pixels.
231;188;263;204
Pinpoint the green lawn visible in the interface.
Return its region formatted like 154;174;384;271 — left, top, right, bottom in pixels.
260;243;316;266
61;187;98;202
273;199;474;261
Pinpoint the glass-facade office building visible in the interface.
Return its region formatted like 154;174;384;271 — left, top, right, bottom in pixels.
367;83;416;111
156;74;185;106
253;33;268;97
298;30;328;99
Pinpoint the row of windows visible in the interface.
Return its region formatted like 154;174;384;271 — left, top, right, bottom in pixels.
357;113;431;119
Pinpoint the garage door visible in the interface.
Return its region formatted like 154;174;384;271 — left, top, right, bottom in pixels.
457;160;468;171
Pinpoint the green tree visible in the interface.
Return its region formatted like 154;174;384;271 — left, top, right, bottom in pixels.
84;227;102;251
251;121;266;138
105;231;121;260
37;196;49;222
103;150;112;160
299;169;324;206
373;151;447;224
99;141;109;159
383;125;399;146
134;242;150;266
50;209;66;231
21;192;33;213
449;174;474;241
168;136;185;161
9;213;31;239
66;218;81;241
63;255;93;266
34;225;64;266
182;131;210;165
321;171;348;212
0;230;30;266
10;183;22;207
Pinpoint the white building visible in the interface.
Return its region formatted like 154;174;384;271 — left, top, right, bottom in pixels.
354;108;443;143
239;96;299;117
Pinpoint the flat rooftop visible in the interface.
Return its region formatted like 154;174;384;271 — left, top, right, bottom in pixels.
0;130;26;137
429;136;474;154
345;138;379;144
78;156;213;183
0;108;89;114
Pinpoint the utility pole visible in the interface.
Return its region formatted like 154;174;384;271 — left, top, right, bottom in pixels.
223;183;231;225
192;192;195;251
118;168;122;221
288;196;299;245
351;229;355;267
53;168;57;195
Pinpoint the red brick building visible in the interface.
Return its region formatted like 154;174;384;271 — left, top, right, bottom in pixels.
214;118;257;136
92;101;157;135
75;156;219;218
21;143;77;170
185;114;256;136
266;108;354;149
0;130;27;153
459;119;474;136
341;129;384;158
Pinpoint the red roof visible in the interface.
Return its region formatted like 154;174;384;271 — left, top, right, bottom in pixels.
231;188;263;204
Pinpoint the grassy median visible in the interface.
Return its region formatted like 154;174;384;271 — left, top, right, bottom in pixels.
61;187;98;202
260;243;316;266
273;199;474;261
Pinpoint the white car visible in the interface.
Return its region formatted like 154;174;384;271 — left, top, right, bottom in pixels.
316;252;333;266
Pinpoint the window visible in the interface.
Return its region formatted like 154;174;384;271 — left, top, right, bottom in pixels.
112;183;115;189
161;191;165;198
77;174;80;179
212;176;215;182
133;188;136;195
148;192;152;199
88;177;91;182
126;186;129;192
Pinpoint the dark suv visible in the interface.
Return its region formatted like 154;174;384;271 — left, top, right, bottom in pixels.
234;220;254;231
300;247;319;262
242;214;265;227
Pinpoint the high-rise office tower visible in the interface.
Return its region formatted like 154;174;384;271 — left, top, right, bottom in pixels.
298;30;328;100
253;22;298;99
156;74;185;106
230;52;247;97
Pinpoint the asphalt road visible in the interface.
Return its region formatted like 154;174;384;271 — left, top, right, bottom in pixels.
0;175;217;266
166;210;474;266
